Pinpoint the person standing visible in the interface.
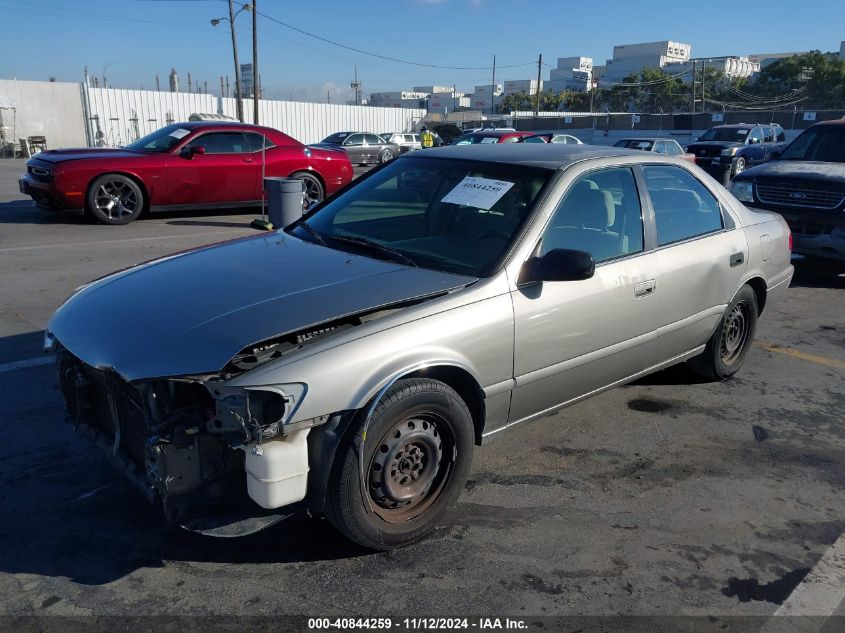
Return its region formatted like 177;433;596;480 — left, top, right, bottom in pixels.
420;125;435;149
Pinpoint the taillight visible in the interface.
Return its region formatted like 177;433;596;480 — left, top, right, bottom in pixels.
788;231;793;252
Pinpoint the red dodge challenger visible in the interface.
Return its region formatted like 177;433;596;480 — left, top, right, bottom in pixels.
18;121;353;225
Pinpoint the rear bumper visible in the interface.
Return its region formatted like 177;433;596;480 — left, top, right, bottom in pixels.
19;174;85;212
780;212;845;262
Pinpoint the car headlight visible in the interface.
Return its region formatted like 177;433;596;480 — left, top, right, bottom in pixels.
721;147;739;157
730;180;754;203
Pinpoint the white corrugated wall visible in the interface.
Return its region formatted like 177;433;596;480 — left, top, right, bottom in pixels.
83;87;426;147
221;98;426;144
84;87;218;146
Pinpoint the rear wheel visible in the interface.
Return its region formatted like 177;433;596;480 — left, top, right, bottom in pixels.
290;171;324;210
87;174;145;225
689;285;758;381
325;378;474;550
379;149;394;164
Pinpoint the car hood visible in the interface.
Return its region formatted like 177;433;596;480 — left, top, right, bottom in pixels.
49;234;475;381
735;159;845;183
30;148;153;164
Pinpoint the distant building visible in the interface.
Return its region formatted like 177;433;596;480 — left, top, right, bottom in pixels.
428;91;469;112
169;68;179;93
666;56;760;81
602;40;691;83
413;85;453;94
369;91;427;108
747;52;806;69
240;63;255;98
503;79;543;96
547;56;593;92
471;84;503;113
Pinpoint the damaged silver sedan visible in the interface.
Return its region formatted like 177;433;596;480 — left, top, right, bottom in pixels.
46;144;794;549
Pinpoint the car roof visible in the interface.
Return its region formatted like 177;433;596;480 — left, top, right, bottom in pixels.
713;123;782;129
618;137;679;142
464;130;529;137
410;143;644;170
814;118;845;127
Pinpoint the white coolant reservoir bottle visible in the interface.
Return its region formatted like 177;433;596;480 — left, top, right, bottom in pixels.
242;428;310;509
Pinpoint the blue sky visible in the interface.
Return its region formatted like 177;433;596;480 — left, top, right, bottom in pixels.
1;0;842;101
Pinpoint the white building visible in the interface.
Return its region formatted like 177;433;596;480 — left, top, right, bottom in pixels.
470;84;503;112
428;91;469;112
747;52;805;69
601;40;691;83
503;79;543;96
413;85;453;94
665;56;760;80
547;56;593;92
368;91;428;109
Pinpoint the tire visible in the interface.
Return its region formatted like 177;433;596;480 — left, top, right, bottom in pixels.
290;171;324;210
379;149;394;164
87;174;145;225
689;284;758;381
325;378;474;550
731;156;747;179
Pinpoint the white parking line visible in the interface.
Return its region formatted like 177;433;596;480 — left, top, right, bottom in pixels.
0;228;252;254
774;532;845;617
0;355;54;374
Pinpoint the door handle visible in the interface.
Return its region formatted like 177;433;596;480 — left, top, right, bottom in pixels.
634;279;656;298
729;252;744;267
243;157;255;163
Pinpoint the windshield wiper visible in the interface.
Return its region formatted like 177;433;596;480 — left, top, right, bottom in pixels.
328;235;418;267
296;220;327;246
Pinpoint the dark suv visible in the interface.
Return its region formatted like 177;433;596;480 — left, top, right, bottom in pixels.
687;123;787;184
729;119;845;264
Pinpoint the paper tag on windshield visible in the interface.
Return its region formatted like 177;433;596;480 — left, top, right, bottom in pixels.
736;129;749;135
441;176;514;210
479;137;498;144
169;128;190;139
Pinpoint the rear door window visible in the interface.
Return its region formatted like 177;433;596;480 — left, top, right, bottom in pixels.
763;127;774;143
187;132;248;154
364;134;383;145
643;165;724;246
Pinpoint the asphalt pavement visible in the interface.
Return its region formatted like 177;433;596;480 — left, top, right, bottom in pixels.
1;157;844;622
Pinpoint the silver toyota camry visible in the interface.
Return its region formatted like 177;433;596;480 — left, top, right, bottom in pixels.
45;144;793;549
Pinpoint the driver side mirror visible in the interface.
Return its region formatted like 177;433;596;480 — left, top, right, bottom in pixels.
517;248;595;285
748;137;760;145
180;145;206;158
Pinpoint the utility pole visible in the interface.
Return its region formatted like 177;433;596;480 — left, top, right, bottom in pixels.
490;54;496;115
534;53;543;117
155;74;160;91
351;65;361;106
690;59;696;116
188;72;192;93
225;75;230;98
252;0;259;124
327;89;330;104
220;76;225;97
700;60;705;113
228;0;244;121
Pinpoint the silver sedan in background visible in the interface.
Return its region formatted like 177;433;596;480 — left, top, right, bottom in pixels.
311;131;401;165
45;144;793;550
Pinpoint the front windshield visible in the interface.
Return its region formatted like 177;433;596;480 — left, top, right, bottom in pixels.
779;126;845;163
125;124;192;153
699;127;749;142
288;157;554;277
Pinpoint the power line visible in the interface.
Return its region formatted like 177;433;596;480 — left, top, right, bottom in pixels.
254;7;535;71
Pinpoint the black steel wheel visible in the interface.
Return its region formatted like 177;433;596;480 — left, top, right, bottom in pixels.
291;171;324;210
87;174;145;225
325;378;474;550
690;284;758;381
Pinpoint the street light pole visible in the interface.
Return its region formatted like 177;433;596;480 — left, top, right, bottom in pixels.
252;0;259;124
227;0;244;122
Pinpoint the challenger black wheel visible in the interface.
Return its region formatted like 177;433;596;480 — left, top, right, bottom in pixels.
689;284;758;381
87;174;145;225
290;171;324;210
325;378;474;550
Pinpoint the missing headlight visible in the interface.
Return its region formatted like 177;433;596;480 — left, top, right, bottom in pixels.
247;389;289;433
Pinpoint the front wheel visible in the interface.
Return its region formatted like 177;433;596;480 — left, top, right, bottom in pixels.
325;378;474;550
379;149;394;164
731;156;747;178
87;174;145;225
689;284;758;381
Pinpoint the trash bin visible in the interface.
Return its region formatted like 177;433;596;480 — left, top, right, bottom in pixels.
264;177;304;229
